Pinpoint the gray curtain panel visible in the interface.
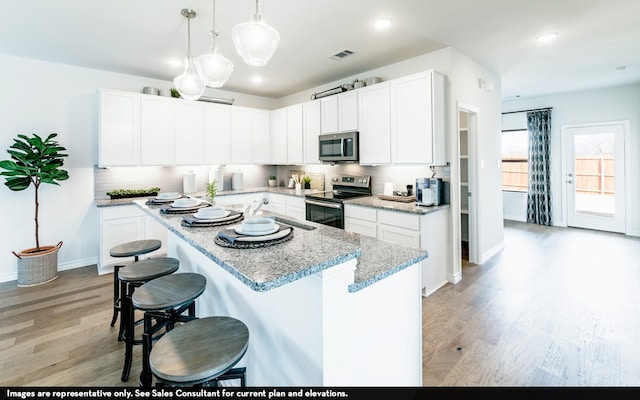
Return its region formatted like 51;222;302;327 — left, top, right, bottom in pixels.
526;109;552;225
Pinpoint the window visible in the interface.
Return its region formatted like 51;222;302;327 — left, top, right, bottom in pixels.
501;129;528;192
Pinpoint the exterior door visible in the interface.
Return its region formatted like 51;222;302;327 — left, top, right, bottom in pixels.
563;121;627;233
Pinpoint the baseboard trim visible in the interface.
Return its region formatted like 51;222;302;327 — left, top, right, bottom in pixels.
0;257;98;284
447;272;462;284
480;241;505;264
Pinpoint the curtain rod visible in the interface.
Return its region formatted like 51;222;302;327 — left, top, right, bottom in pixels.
502;107;552;115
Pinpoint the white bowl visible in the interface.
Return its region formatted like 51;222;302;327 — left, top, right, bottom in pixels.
196;206;226;218
241;218;275;232
157;192;180;200
172;198;198;208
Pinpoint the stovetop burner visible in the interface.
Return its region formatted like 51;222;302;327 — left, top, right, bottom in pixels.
305;174;371;203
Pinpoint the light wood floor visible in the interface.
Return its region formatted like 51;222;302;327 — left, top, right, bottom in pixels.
1;220;639;386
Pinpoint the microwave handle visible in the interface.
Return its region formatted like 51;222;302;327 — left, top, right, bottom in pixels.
341;138;346;157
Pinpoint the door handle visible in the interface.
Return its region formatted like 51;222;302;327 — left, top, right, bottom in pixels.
567;180;574;184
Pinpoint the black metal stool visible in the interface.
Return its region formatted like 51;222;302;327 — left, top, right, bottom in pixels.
116;257;180;344
109;239;162;329
127;273;207;386
149;316;249;387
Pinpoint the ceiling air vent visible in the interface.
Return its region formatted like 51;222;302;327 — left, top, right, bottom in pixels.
329;49;355;61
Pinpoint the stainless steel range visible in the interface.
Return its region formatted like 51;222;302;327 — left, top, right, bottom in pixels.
305;174;371;229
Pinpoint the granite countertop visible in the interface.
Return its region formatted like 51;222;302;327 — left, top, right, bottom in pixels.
129;199;427;294
345;196;450;215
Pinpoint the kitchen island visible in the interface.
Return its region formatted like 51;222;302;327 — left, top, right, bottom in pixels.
133;199;428;386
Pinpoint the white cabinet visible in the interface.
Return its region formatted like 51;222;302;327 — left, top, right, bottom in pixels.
390;70;446;165
175;101;204;165
98;205;166;275
265;193;306;220
320;91;358;134
270;108;287;164
270;105;303;165
98;89;140;167
303;100;321;164
266;193;287;215
224;106;270;165
251;109;271;164
344;204;450;297
204;103;231;165
140;95;175;165
358;83;391;165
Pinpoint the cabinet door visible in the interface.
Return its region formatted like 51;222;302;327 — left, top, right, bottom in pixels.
286;196;306;220
175;101;204;165
338;90;358;132
377;224;421;248
99;206;146;272
140;96;175;165
287;104;304;165
358;83;391;165
204;103;231;165
270;108;288;164
303;101;321;164
320;96;338;134
230;108;253;164
99;89;140;166
252;109;271;164
391;71;434;164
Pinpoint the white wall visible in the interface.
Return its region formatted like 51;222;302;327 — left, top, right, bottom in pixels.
502;84;640;236
0;53;276;283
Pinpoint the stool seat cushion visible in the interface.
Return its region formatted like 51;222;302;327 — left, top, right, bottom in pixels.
110;239;161;258
132;273;206;312
150;316;249;384
118;257;180;283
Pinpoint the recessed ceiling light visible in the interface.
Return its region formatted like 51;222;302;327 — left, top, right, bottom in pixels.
167;58;183;68
537;32;559;43
373;17;393;30
251;76;263;84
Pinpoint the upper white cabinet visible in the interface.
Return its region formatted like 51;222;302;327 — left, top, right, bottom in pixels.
390;70;446;165
175;101;204;165
320;90;358;134
204;103;231;165
230;107;270;164
358;82;391;165
303;100;321;164
99;89;140;167
140;95;175;165
270;104;303;165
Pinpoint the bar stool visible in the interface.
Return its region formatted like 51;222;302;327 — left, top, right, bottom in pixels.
126;273;207;385
116;257;180;341
149;316;249;387
109;239;162;328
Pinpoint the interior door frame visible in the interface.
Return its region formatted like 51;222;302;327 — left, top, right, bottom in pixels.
560;120;630;233
451;103;479;283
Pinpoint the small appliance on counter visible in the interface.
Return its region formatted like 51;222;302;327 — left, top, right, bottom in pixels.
232;170;243;190
415;178;443;206
183;170;197;194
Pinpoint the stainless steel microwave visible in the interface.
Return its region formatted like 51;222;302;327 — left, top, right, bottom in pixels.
318;131;359;162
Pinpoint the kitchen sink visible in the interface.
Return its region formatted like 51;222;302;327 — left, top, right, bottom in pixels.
268;216;317;231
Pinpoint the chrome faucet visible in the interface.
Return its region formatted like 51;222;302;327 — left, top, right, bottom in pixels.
246;197;269;215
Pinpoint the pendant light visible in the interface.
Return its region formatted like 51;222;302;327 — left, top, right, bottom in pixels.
173;9;206;101
231;0;280;67
194;0;234;88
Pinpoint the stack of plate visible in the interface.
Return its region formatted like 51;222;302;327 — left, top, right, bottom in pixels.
193;206;230;220
172;198;199;208
235;218;278;236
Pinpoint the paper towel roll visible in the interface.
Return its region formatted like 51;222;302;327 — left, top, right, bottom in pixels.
183;171;197;194
383;182;394;196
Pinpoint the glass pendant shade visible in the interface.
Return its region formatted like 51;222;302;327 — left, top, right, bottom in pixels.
174;9;205;101
195;31;234;88
232;1;280;66
174;56;206;101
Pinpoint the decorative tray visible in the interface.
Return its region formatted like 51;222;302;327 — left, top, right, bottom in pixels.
378;194;416;203
214;227;294;249
181;212;244;228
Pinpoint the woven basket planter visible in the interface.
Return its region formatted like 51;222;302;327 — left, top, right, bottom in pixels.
14;241;62;287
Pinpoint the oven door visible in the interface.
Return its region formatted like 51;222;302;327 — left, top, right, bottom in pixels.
305;199;344;229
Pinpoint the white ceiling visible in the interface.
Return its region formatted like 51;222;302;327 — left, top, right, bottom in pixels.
2;0;639;100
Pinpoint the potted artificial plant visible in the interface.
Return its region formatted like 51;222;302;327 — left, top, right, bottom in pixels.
268;176;277;187
0;133;69;286
302;175;312;189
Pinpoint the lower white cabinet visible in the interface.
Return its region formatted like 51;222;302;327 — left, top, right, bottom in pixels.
344;204;450;296
263;193;305;220
98;205;166;275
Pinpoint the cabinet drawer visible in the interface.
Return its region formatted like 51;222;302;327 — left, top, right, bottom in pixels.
100;205;145;220
378;210;420;230
345;218;377;238
344;205;376;222
377;224;420;248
